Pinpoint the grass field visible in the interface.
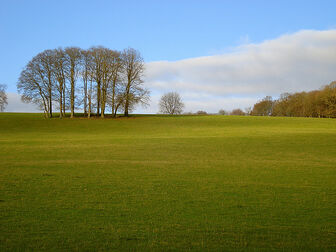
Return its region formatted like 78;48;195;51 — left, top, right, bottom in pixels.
0;113;335;251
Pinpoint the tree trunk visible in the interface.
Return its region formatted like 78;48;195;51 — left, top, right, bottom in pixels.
49;89;52;118
96;80;101;116
84;76;87;116
124;101;129;116
70;66;75;118
101;81;107;118
111;76;116;117
62;82;66;116
59;83;62;118
114;103;121;117
101;95;105;118
88;80;92;118
88;94;91;118
124;83;130;116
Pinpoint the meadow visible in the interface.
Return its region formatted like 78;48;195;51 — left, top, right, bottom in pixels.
0;113;335;251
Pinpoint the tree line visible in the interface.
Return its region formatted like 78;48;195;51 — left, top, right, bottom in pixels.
251;81;336;118
17;47;149;118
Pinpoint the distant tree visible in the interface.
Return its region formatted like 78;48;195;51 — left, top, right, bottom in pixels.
218;109;228;115
251;96;273;116
320;81;336;118
0;84;8;112
286;92;306;117
159;92;184;115
257;81;336;118
272;93;291;117
230;108;245;116
183;111;193;115
196;110;207;115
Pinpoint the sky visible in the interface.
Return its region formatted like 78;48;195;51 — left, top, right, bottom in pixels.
1;0;336;113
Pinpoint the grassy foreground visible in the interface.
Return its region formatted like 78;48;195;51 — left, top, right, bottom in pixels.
0;113;335;251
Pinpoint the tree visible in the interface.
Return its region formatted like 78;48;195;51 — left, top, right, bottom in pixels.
320;81;336;118
51;48;66;118
88;47;104;116
251;96;273;116
196;110;207;115
218;109;228;115
17;51;54;118
121;48;146;116
81;49;91;116
0;84;8;112
100;48;120;118
87;47;125;118
159;92;184;115
272;93;291;117
107;50;123;117
230;108;245;116
64;47;82;118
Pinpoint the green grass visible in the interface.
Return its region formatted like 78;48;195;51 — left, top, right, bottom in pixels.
0;113;335;251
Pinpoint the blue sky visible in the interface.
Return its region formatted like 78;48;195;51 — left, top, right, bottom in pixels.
1;0;336;112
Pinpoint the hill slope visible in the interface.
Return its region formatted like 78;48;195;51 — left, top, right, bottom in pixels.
1;114;335;250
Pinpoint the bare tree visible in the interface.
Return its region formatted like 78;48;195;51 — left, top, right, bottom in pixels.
87;77;94;118
121;48;146;116
107;50;122;117
52;48;66;118
100;49;121;118
159;92;184;115
17;51;54;118
81;50;91;116
39;50;55;117
64;47;82;118
88;47;104;116
0;84;8;112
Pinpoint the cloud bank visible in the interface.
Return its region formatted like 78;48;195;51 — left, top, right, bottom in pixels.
5;29;336;113
143;29;336;113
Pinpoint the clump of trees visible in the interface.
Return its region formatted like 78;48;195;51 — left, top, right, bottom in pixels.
252;81;336;118
0;84;8;112
218;109;228;115
196;110;207;115
159;92;184;114
230;108;245;116
17;47;149;118
251;96;273;116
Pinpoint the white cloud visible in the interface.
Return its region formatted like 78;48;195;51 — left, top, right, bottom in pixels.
143;29;336;113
